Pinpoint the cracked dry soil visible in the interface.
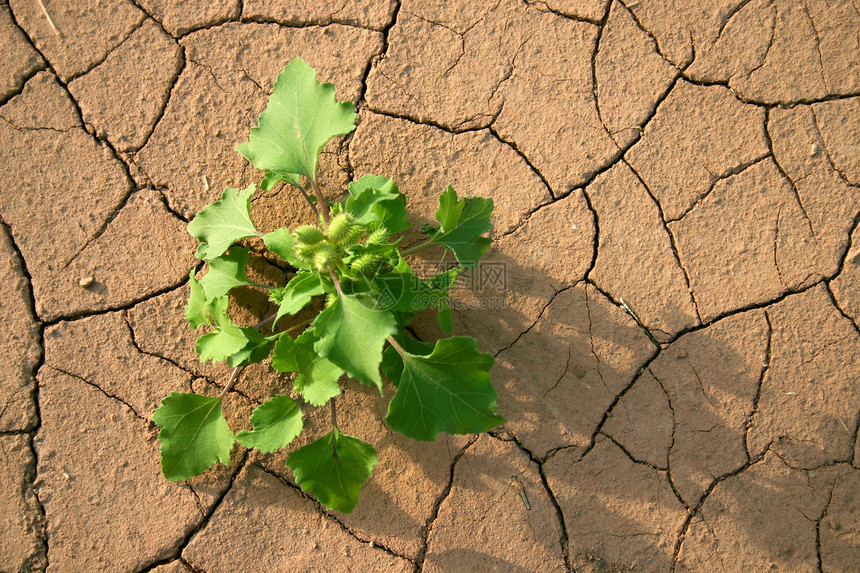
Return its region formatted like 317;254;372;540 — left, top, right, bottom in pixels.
1;0;858;571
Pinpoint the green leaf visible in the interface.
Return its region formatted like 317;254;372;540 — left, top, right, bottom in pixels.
188;185;259;261
286;427;377;513
226;327;274;367
152;392;234;481
199;246;255;300
237;57;356;181
431;186;493;266
370;265;460;313
381;335;433;384
260;170;301;191
196;298;251;364
385;337;505;441
435;185;464;231
264;228;312;270
437;302;453;333
275;272;324;323
185;269;209;328
272;331;342;406
312;294;397;392
344;175;410;234
235;394;303;453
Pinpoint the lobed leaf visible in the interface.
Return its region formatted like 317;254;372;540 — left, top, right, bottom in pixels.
344;175;410;234
431;186;493;266
196;297;251;364
385;337;506;441
185;269;209;328
272;331;343;406
275;272;324;323
237;57;356;181
199;246;256;300
312;293;397;392
188;185;259;261
226;327;274;368
153;392;234;481
260;170;301;191
286;427;377;513
235;394;303;453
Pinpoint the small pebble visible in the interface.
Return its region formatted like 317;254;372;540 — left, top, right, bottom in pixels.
810;143;819;156
79;276;94;288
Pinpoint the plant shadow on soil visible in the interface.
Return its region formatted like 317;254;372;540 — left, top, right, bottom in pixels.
196;240;857;573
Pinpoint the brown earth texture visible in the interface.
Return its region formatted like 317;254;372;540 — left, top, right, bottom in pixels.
1;0;859;571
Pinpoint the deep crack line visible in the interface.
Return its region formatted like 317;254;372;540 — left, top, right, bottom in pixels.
0;216;49;570
136;450;250;573
622;157;703;323
487;431;572;572
544;337;662;464
63;16;148;83
253;463;417;566
38;270;191;325
815;471;838;572
669;440;775;572
414;434;479;571
44;365;146;421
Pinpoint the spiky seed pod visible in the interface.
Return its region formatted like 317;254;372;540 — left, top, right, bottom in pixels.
327;213;355;244
338;224;364;249
313;243;337;272
296;243;320;265
294;224;325;245
325;293;338;307
350;253;377;275
366;227;389;246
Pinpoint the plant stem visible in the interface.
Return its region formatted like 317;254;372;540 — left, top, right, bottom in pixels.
401;238;436;256
387;335;405;356
330;398;338;459
309;177;331;225
295;184;320;219
253;312;277;331
219;367;241;398
217;312;278;399
329;268;343;297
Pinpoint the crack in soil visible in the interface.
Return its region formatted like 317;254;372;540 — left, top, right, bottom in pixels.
493;283;573;358
0;216;49;571
621;157;703;323
64;16;148;84
253;463;417;567
523;0;605;25
680;75;860;107
488;125;558;200
413;434;479;571
487;430;572;572
669;439;775;571
137;450;250;573
616;0;686;70
39;270;190;325
668;154;771;224
810;105;860;189
44;365;146;421
543;338;662;464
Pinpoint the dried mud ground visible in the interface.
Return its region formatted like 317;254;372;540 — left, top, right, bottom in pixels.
1;0;859;571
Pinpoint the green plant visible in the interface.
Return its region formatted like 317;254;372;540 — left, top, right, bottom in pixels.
152;58;505;513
